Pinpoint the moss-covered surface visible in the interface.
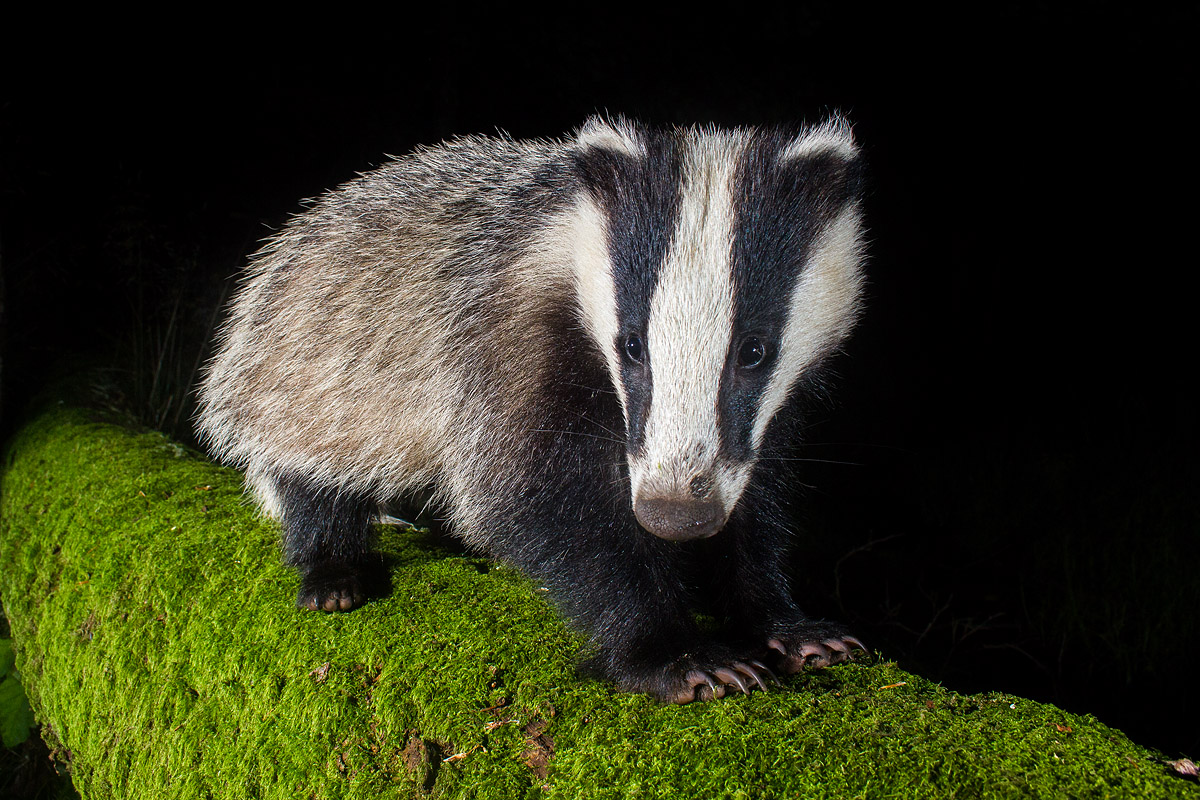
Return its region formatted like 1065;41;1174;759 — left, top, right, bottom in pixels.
0;405;1195;799
1;636;37;747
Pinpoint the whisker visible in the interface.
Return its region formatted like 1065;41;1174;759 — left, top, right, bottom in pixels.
790;441;914;454
569;409;623;440
757;457;863;466
531;429;624;445
561;382;618;395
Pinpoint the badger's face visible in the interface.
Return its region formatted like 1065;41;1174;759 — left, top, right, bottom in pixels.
569;118;866;541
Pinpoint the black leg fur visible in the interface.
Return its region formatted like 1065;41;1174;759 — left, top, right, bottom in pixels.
519;519;740;703
709;486;866;674
472;452;860;701
278;476;388;612
484;469;778;704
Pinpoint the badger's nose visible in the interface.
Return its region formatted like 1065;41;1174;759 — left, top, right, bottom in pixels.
634;496;726;541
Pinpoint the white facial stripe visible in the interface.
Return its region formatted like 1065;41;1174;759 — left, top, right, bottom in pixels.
781;117;857;162
717;461;755;511
632;131;749;499
564;195;627;423
752;204;866;448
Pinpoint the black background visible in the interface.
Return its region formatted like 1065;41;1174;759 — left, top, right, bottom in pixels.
3;7;1196;758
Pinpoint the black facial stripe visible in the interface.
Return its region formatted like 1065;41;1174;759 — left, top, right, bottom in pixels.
572;127;684;456
718;129;865;460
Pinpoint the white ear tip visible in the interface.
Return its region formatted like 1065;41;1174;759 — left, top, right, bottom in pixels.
782;117;859;162
576;115;646;158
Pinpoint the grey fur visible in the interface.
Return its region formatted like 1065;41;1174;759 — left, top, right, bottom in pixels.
199;132;583;543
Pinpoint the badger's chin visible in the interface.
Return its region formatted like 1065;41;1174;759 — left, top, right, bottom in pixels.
633;495;729;541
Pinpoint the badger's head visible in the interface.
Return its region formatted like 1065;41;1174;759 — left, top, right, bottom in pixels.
568;116;866;541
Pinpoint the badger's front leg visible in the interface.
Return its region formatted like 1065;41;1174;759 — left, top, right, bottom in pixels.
714;502;866;674
499;507;772;704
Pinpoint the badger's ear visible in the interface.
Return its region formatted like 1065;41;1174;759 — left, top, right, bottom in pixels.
575;115;646;158
780;115;859;163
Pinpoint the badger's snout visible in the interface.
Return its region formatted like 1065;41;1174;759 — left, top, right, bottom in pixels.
633;494;727;541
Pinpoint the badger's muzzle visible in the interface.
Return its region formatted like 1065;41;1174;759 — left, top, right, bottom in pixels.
633;494;727;541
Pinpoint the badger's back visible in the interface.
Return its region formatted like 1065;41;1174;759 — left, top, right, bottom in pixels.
197;134;593;520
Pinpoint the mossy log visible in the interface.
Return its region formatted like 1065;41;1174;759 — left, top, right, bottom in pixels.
1;405;1194;799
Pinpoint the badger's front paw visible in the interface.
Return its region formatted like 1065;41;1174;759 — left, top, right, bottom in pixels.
764;622;867;674
614;651;777;704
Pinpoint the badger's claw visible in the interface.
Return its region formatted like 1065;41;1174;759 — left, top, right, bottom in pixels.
723;660;772;692
767;629;868;674
843;635;867;654
298;577;366;612
623;653;776;704
745;659;777;688
714;667;749;695
678;669;725;703
297;562;387;613
685;659;773;701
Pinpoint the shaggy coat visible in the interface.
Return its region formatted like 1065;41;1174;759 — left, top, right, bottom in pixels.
198;117;867;702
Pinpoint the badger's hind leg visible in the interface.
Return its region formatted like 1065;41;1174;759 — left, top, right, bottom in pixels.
276;475;387;612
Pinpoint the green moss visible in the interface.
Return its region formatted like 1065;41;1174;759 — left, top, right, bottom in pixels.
1;405;1195;799
0;636;37;747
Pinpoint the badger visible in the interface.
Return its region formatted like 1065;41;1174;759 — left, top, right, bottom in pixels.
197;116;868;703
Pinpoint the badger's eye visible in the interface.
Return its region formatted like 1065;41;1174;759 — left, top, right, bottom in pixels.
737;336;766;369
624;333;645;364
